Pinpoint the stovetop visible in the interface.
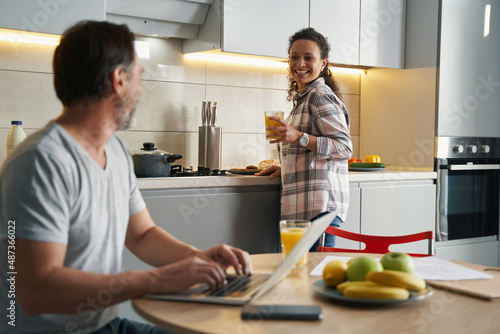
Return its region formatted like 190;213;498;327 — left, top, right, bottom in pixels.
170;165;227;177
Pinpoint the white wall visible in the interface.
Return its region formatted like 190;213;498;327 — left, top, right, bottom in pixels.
0;36;361;168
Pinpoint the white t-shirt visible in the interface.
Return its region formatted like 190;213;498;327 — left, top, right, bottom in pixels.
0;122;146;333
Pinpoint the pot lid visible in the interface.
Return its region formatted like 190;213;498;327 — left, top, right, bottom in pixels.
131;142;172;156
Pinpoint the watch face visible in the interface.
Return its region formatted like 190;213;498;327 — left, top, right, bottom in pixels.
300;134;308;146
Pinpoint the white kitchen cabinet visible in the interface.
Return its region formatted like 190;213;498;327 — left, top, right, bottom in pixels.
310;0;360;65
359;180;436;254
223;0;309;58
184;0;309;58
185;0;405;67
0;0;105;35
339;180;435;254
358;0;406;68
310;0;405;68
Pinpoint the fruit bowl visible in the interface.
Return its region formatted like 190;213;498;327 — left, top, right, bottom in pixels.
312;280;434;306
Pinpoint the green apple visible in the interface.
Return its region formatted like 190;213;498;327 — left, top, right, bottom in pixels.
346;256;383;281
380;252;415;274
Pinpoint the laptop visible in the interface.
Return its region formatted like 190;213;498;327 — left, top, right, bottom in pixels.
147;211;336;305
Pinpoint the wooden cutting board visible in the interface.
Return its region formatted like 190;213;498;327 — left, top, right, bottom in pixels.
426;261;500;300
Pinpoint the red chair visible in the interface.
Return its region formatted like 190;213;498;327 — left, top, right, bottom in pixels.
317;227;434;257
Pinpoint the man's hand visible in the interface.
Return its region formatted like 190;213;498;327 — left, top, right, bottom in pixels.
151;245;252;294
255;165;281;180
152;256;228;293
198;244;253;276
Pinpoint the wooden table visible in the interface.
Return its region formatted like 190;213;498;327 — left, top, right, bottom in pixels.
132;253;500;334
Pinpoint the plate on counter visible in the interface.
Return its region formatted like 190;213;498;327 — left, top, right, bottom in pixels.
228;169;263;175
348;167;386;172
312;280;433;306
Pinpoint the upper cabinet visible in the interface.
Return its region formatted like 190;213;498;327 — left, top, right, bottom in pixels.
311;0;406;68
358;0;406;68
185;0;406;68
222;0;309;58
0;0;105;35
184;0;309;58
310;0;360;66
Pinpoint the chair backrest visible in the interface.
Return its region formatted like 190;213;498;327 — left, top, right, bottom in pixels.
317;227;434;257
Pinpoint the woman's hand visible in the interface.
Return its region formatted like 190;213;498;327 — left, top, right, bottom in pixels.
255;165;281;180
266;116;302;144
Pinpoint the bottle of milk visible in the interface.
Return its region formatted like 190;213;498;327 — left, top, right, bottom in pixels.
6;120;27;156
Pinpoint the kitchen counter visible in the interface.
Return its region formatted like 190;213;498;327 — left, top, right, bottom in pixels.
137;166;436;190
348;166;437;182
137;174;281;190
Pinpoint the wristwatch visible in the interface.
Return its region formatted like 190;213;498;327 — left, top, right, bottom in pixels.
299;133;309;147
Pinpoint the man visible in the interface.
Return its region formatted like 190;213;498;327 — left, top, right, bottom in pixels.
0;21;252;334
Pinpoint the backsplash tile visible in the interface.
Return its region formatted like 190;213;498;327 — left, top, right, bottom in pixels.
206;60;289;90
0;70;61;128
0;40;55;73
134;80;205;132
0;36;360;167
206;85;292;134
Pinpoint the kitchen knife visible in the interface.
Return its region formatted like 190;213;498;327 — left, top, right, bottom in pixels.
206;101;212;127
201;100;207;126
211;102;217;126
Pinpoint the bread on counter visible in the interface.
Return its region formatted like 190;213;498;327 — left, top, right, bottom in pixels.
258;159;280;170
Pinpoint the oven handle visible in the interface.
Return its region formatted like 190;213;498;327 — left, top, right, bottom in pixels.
450;164;500;171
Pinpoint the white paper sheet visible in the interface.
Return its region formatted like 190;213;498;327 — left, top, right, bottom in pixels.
412;256;493;280
310;255;494;280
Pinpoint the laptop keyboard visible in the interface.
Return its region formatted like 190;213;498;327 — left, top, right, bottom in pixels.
209;274;268;297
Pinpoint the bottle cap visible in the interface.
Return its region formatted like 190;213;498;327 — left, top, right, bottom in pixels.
11;120;22;125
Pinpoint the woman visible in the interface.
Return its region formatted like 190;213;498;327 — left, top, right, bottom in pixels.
257;27;352;251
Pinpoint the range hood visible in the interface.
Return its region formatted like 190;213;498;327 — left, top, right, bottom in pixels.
106;0;214;39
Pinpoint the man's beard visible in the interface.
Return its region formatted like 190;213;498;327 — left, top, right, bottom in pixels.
114;95;137;130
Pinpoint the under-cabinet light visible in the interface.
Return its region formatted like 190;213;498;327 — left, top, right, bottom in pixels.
484;4;491;37
184;52;365;75
0;28;60;46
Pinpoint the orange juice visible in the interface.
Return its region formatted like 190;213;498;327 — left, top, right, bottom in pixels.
280;227;308;268
264;111;284;140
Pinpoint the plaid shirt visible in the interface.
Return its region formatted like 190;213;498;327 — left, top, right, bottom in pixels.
281;77;352;222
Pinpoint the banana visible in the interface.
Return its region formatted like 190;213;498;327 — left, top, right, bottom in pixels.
343;285;410;300
366;270;426;292
336;280;380;293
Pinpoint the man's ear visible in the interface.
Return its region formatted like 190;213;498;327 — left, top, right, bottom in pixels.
109;66;126;96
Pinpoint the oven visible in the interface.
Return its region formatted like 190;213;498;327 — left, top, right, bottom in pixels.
435;137;500;243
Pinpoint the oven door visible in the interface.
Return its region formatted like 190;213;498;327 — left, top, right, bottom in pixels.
436;159;500;241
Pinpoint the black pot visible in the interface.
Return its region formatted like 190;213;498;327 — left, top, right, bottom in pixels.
131;142;183;178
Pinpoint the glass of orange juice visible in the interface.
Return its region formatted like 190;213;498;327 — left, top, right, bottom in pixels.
264;111;284;140
279;220;311;269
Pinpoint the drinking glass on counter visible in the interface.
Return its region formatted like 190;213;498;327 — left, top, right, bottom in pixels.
264;111;284;140
280;220;311;269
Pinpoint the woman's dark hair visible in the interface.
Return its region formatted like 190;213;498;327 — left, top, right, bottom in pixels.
53;21;135;107
286;27;342;101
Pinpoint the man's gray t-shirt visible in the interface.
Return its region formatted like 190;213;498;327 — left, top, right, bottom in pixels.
0;122;146;333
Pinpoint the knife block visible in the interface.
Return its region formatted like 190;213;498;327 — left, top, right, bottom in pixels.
198;126;222;170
